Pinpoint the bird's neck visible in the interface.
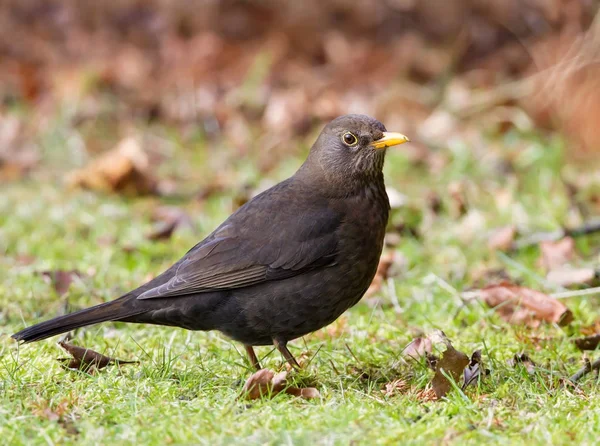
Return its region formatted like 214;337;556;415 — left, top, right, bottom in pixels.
294;157;388;201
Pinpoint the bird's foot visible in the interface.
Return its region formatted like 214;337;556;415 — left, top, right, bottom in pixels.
273;338;301;370
244;345;261;371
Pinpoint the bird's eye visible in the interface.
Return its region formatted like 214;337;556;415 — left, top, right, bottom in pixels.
342;132;358;146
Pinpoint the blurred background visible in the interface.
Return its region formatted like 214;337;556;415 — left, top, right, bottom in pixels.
1;0;600;189
4;3;600;442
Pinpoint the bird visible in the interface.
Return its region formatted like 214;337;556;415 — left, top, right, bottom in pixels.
12;114;409;370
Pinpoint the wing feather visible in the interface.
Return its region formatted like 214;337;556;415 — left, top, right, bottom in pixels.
137;181;341;300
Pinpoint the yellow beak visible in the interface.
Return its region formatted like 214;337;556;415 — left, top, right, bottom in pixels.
370;132;410;150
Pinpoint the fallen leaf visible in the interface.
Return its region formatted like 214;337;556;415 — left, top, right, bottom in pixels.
58;342;138;373
431;342;470;399
240;369;320;400
448;181;468;217
66;138;158;196
402;337;432;361
15;254;37;266
546;268;598;287
488;226;516;251
574;334;600;351
30;397;79;435
381;379;410;397
581;319;600;336
508;353;537;375
366;251;400;297
240;369;282;400
415;386;437;402
40;270;82;296
31;399;69;422
146;206;193;241
462;350;489;390
478;282;573;327
538;237;575;271
284;387;321;399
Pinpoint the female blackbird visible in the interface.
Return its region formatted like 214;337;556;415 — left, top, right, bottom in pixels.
13;114;409;369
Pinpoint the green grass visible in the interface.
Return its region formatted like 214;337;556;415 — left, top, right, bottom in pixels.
1;122;600;445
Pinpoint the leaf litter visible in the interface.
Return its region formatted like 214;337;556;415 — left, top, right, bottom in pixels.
240;369;320;401
57;342;138;374
389;331;488;400
476;282;573;327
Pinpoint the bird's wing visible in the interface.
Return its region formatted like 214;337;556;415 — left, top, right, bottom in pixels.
137;184;341;300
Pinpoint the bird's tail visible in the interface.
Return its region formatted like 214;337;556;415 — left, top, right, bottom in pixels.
12;296;145;344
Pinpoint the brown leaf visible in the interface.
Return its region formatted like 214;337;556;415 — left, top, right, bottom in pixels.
240;369;282;400
381;379;410;397
574;334;600;351
40;270;82;296
508;353;537;375
488;226;516;251
478;282;573;327
538;237;575;271
66;138;158;196
415;386;437;402
462;350;488;390
546;268;598;287
146;206;193;241
31;399;69;422
285;387;321;399
448;181;468;217
431;343;470;399
366;251;399;297
581;319;600;336
58;342;138;373
30;397;79;435
240;369;319;400
402;337;432;361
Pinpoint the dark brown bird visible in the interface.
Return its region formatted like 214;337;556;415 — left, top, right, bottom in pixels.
12;115;409;370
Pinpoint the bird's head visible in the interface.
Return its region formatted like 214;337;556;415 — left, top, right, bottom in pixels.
301;114;409;189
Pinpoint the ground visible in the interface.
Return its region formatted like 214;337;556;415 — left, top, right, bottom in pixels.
1;122;600;445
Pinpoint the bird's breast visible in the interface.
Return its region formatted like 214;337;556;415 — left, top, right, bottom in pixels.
333;184;389;286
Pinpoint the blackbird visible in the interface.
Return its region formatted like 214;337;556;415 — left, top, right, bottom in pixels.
12;114;409;370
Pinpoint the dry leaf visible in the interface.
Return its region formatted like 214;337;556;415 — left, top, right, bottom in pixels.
284;387;321;399
431;343;470;399
40;270;82;296
241;369;282;399
478;282;573;327
538;237;575;271
581;319;600;336
448;181;468;217
66;138;158;196
402;337;432;361
58;342;138;373
462;350;488;390
574;334;600;351
508;353;536;375
546;268;598;287
146;206;193;241
240;369;320;400
415;386;437;402
488;226;516;251
381;379;410;397
30;397;79;435
366;251;399;297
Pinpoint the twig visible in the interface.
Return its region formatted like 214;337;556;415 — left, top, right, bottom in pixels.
569;357;600;383
513;220;600;250
344;343;361;365
462;285;600;301
550;286;600;300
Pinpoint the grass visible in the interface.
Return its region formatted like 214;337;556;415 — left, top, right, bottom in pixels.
1;119;600;445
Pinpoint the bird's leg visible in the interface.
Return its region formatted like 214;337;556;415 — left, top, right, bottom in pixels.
273;338;301;369
245;345;261;371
